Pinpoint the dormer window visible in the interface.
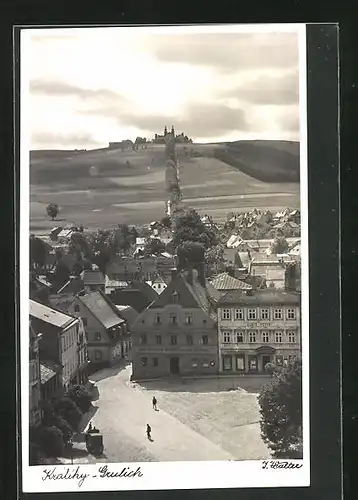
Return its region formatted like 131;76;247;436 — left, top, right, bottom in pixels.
172;291;179;304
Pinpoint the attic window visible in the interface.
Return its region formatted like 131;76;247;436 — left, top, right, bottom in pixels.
172;292;179;304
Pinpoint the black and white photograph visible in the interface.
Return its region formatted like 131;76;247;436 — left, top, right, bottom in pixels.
21;24;309;492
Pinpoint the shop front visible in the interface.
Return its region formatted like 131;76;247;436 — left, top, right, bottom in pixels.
221;346;277;374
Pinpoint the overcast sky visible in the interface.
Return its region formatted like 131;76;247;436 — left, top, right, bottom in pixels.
24;26;302;150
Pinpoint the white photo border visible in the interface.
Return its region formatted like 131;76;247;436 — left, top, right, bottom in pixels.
20;22;309;493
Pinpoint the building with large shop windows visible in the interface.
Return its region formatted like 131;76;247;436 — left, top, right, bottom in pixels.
217;289;301;373
131;268;220;380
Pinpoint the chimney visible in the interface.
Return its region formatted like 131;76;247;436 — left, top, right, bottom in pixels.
197;263;206;288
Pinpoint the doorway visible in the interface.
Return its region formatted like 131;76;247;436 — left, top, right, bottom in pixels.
262;355;271;371
170;357;180;375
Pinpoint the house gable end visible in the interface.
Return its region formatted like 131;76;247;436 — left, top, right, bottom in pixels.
148;274;200;309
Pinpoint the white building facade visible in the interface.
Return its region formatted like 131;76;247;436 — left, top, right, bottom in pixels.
217;290;301;373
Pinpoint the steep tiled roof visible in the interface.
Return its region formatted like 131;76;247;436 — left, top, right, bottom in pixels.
218;289;300;306
211;273;252;291
79;291;124;329
40;360;61;384
48;293;76;313
30;300;77;329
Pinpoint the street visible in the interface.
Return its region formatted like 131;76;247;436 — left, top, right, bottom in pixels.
64;364;269;464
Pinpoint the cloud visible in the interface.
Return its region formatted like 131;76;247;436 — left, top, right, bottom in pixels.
30;79;128;104
222;69;299;106
279;110;300;133
31;131;101;148
82;101;248;138
149;33;298;72
27;29;300;147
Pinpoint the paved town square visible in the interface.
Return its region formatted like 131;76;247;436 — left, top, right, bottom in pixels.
61;364;269;464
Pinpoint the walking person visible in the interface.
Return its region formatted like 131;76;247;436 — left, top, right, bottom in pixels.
152;396;158;411
146;424;152;440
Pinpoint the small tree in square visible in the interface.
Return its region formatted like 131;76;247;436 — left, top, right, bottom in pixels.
67;385;92;414
258;357;303;459
54;396;83;432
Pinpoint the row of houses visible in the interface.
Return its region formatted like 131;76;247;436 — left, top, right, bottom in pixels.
29;302;90;429
130;268;301;380
28;278;136;431
30;264;301;401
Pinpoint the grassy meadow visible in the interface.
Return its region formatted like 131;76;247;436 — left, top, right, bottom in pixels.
30;140;300;232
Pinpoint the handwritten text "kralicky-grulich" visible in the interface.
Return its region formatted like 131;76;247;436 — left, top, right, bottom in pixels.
42;465;143;487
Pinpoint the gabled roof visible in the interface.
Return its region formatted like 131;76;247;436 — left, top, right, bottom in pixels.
78;291;124;329
30;299;77;329
81;270;105;286
218;289;300;306
211;273;252;291
148;271;217;321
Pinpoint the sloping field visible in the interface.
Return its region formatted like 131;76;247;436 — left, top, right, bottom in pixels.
30;140;300;231
214;140;299;183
